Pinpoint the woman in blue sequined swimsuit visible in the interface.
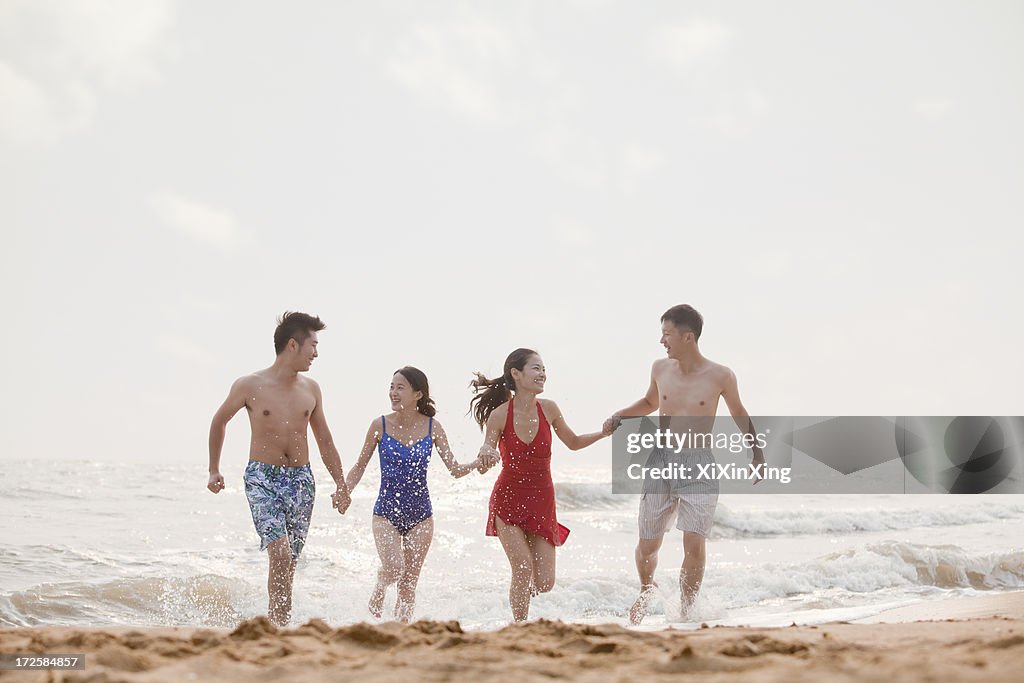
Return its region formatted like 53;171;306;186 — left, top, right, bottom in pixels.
374;413;434;535
346;366;481;622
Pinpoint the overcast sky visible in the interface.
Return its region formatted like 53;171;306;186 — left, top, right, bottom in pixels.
1;1;1021;465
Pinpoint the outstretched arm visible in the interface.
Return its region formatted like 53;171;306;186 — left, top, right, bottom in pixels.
309;382;352;513
345;419;382;492
604;363;660;432
432;421;479;478
721;369;765;482
208;377;249;493
545;400;612;452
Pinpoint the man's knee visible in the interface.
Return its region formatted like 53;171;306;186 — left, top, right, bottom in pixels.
267;537;293;563
682;532;706;558
636;537;662;561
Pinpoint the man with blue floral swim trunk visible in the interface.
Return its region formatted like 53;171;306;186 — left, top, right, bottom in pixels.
207;311;352;625
242;460;317;560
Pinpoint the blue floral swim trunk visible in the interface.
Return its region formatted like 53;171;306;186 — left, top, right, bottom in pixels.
243;461;316;560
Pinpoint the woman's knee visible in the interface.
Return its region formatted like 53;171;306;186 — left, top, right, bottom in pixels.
398;568;420;589
379;559;404;583
534;575;555;593
510;559;534;582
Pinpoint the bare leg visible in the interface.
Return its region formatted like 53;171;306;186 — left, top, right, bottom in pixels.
679;531;707;617
494;516;535;622
370;516;404;618
629;536;664;625
526;533;556;595
395;517;434;623
266;537;296;626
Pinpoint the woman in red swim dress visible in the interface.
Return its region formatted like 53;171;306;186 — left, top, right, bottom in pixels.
470;348;613;621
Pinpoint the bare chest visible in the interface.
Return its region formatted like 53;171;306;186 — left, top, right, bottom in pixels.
245;384;316;430
655;370;722;417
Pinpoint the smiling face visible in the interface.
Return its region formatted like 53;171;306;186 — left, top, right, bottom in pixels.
511;354;546;395
660;321;694;359
389;372;423;411
294;331;319;371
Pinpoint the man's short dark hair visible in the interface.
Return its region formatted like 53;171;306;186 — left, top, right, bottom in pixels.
661;304;703;341
274;311;326;355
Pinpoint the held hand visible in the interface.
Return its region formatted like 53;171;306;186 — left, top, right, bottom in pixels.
478;445;500;470
207;471;225;493
601;415;621;436
332;486;352;514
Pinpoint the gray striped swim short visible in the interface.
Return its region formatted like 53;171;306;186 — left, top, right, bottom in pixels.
638;447;719;538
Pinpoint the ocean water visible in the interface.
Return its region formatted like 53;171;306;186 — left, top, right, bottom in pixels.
1;459;1022;630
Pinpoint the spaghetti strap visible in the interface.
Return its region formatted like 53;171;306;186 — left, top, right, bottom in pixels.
381;415;387;435
428;416;433;436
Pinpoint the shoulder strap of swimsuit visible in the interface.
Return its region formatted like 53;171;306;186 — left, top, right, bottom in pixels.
381;415;387;435
428;416;433;436
504;399;517;435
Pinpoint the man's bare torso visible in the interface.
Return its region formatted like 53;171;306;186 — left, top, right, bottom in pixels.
241;369;318;466
653;357;729;434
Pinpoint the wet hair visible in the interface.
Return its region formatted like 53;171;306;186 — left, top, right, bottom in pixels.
469;348;538;429
393;366;436;417
273;311;326;355
661;304;703;341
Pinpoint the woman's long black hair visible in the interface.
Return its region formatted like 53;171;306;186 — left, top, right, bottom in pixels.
469;348;537;429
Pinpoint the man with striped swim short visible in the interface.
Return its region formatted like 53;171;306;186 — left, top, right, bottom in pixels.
606;304;764;624
207;311;352;626
637;447;719;540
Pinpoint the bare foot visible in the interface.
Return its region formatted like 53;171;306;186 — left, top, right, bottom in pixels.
395;599;414;624
679;595;695;621
368;585;385;618
628;584;657;625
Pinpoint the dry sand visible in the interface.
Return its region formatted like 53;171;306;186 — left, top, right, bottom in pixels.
2;592;1022;682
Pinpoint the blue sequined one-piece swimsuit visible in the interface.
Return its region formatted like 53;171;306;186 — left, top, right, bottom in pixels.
373;415;433;535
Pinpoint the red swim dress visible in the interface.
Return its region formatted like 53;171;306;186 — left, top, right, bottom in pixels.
486;400;570;547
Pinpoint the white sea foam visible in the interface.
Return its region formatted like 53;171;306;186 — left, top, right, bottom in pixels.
2;460;1022;629
711;501;1024;538
3;541;1021;629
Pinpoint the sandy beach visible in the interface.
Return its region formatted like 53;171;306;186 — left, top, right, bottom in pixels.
2;592;1021;682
